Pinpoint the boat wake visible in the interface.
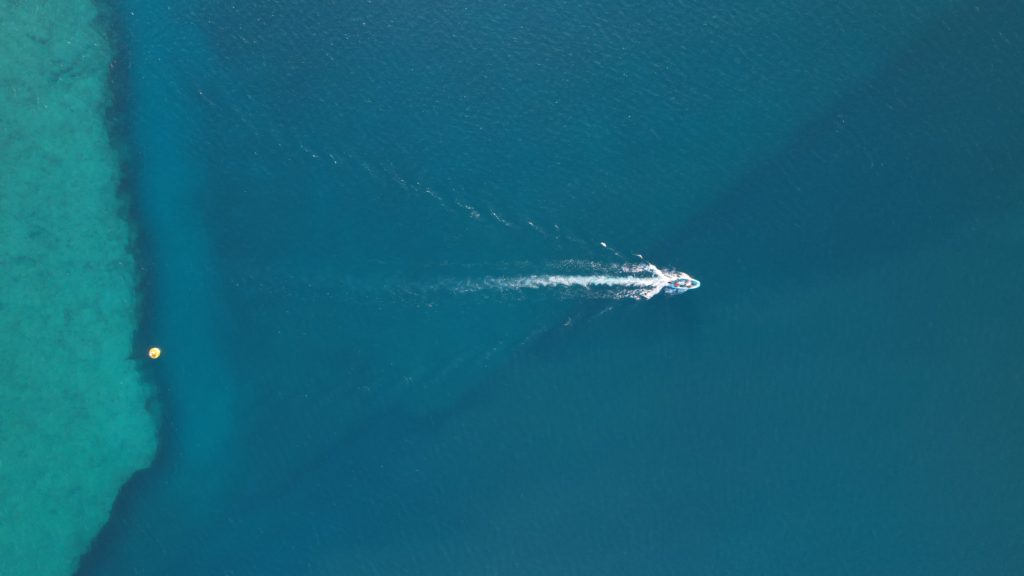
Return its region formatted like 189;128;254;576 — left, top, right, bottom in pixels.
230;259;697;302
455;262;700;300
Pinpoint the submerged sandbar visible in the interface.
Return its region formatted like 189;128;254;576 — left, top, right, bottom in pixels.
0;1;157;574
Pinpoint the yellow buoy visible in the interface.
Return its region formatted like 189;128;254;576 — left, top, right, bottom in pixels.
148;347;161;360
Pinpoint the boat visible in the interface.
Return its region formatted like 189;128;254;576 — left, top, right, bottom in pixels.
640;268;700;299
662;274;700;294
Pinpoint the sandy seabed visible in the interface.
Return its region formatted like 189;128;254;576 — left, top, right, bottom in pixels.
0;2;157;575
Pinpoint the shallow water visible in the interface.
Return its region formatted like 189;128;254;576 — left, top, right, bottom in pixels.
76;0;1024;574
0;2;156;574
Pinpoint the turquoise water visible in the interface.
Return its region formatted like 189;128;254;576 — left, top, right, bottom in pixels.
0;2;156;574
79;0;1024;574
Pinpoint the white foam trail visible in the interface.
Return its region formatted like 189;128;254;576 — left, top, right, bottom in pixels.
621;261;659;274
457;262;696;300
493;274;664;290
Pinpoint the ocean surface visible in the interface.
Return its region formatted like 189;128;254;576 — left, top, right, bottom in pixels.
63;0;1024;574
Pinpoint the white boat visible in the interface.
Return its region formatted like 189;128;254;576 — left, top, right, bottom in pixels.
641;269;700;299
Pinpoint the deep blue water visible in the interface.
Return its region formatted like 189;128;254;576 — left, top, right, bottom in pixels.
82;1;1024;574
